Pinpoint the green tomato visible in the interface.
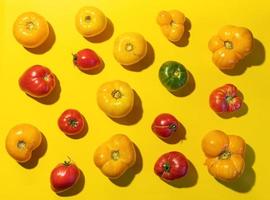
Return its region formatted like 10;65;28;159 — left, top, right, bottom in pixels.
159;61;188;92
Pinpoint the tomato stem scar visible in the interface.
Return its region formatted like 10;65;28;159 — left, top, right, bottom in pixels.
224;41;233;49
111;150;120;161
112;89;122;99
125;43;134;52
17;141;26;149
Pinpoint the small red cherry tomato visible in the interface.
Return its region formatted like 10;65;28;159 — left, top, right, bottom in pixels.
73;48;101;71
151;113;179;138
58;109;85;135
209;84;242;113
19;65;56;98
50;158;81;193
154;151;189;181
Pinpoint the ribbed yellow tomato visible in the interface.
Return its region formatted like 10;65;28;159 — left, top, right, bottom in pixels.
202;130;246;181
13;12;49;48
75;6;107;37
6;124;42;163
113;32;147;66
94;134;136;179
97;80;134;118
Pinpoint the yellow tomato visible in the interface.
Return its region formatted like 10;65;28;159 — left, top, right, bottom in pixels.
97;80;134;118
6;124;42;163
202;130;246;181
208;25;253;69
113;32;147;66
13;12;49;48
75;6;107;37
94;134;136;179
157;10;185;42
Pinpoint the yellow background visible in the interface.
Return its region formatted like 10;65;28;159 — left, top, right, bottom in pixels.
0;0;269;199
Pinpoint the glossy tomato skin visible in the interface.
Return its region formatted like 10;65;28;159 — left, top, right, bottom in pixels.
19;65;56;98
50;161;80;193
73;49;101;71
58;109;85;135
154;151;188;181
209;84;242;113
151;113;179;138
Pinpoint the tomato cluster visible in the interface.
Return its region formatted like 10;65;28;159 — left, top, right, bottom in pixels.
6;5;254;194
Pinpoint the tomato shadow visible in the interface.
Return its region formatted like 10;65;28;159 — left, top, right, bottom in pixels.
30;75;61;105
216;90;248;119
122;42;155;72
218;144;256;193
84;18;114;43
171;70;196;97
173;17;191;47
221;39;265;76
57;170;85;196
77;58;105;75
111;90;143;125
164;159;198;188
67;117;89;139
161;121;186;144
20;133;47;169
110;144;143;187
25;23;56;54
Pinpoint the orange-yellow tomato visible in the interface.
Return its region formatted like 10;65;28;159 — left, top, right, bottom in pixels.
157;10;185;42
202;130;246;181
94;134;136;179
97;80;134;118
113;32;147;66
13;12;49;48
75;6;107;37
6;124;42;163
208;25;253;70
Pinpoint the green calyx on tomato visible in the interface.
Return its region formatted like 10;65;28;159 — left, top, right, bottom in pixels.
159;61;188;92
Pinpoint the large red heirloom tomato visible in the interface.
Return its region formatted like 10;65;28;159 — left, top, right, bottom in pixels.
209;84;242;113
19;65;56;98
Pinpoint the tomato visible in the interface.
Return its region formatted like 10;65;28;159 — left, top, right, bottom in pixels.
13;12;49;48
58;109;85;136
75;6;107;37
94;134;136;179
73;48;101;71
50;158;80;193
202;130;246;181
113;32;147;66
209;84;242;113
154;151;189;181
19;65;56;98
157;10;186;42
159;61;188;92
5;124;42;163
208;25;253;70
97;80;134;118
151;113;179;138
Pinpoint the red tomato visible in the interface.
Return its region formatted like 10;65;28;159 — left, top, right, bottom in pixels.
50;159;80;193
154;151;188;181
209;84;242;113
151;113;179;138
58;109;85;135
19;65;56;98
73;48;101;71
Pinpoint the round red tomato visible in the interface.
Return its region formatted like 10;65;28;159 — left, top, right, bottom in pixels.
154;151;189;181
209;84;242;113
73;48;101;71
58;109;85;135
50;158;80;193
19;65;56;98
151;113;179;138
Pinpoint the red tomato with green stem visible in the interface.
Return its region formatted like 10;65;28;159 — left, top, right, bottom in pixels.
154;151;189;181
73;48;101;71
19;65;56;98
209;84;242;113
58;109;85;136
50;158;81;193
151;113;179;138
